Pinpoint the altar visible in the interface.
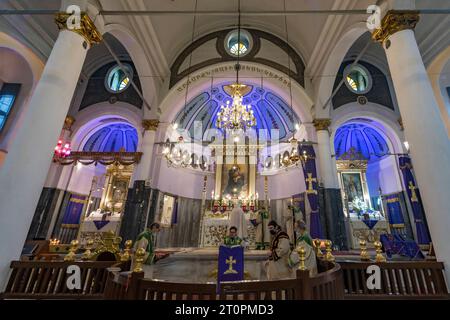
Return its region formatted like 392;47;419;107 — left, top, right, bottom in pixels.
151;248;270;282
347;218;390;249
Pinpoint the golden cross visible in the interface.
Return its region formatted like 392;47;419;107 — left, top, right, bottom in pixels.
408;181;418;202
224;256;238;274
306;173;317;195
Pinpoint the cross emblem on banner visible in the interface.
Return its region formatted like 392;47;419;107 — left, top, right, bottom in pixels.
408;181;418;202
306;173;317;195
224;256;238;274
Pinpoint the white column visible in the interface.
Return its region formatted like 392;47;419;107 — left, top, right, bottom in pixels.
131;120;158;183
0;23;98;288
378;13;450;282
314;119;339;189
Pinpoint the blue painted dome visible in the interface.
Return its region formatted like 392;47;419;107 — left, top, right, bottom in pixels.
173;85;301;140
334;123;390;161
83;123;138;152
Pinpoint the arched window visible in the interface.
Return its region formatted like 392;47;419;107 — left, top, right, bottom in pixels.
0;83;21;132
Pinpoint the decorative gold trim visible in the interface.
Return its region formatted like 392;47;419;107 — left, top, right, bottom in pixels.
63;116;75;131
397;117;404;131
142;119;160;131
336;147;368;170
372;10;420;44
313;118;331;131
55;12;102;46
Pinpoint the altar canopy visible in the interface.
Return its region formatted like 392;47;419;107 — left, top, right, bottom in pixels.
299;145;323;239
398;156;431;245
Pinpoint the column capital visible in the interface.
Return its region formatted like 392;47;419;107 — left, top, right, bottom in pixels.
397;117;404;131
142;119;160;131
55;12;102;46
313;118;332;131
372;10;420;44
63;115;76;131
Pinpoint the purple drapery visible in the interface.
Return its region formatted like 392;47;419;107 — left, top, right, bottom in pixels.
385;193;405;226
299;145;323;239
398;156;431;245
171;197;179;225
61;194;86;225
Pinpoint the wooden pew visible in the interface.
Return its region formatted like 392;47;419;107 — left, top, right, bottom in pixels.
104;260;344;300
2;260;122;300
340;261;449;299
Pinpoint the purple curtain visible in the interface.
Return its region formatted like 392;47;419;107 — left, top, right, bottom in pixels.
385;194;405;226
299;145;323;239
171;197;179;225
61;194;86;226
398;156;431;245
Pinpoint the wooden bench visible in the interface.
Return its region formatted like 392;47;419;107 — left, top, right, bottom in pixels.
104;260;344;300
340;261;449;299
1;260;123;299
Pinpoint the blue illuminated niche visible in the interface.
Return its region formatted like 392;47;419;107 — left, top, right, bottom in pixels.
83;123;138;152
334;123;390;161
173;85;301;140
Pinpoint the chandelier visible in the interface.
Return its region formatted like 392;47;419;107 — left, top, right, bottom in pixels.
54;139;71;158
216;83;256;131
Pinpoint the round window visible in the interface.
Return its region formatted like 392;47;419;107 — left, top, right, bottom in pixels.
105;63;133;93
344;64;372;94
225;29;252;57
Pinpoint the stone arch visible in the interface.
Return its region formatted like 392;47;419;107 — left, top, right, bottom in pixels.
313;22;369;118
103;24;159;118
427;45;450;137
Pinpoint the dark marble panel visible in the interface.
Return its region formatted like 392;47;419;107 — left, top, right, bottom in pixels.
27;187;58;240
119;180;151;245
318;187;348;250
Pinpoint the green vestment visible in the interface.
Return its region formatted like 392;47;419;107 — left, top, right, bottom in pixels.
223;236;243;246
136;230;156;265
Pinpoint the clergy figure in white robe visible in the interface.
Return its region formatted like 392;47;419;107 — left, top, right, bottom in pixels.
229;206;248;239
264;221;295;280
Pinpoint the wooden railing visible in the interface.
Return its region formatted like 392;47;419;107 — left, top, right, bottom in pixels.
1;260;122;299
104;260;344;300
340;261;449;299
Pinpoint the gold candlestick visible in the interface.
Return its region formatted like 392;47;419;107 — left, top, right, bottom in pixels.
374;240;386;262
359;239;371;261
120;240;133;262
297;246;307;270
313;238;323;258
324;240;335;262
133;248;145;273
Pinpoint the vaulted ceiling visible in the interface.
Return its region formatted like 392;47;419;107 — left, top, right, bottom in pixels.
1;0;449;97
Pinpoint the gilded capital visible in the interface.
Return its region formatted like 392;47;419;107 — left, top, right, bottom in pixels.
55;12;102;46
398;117;404;131
313;118;332;131
142;119;160;131
63;115;75;131
372;10;420;44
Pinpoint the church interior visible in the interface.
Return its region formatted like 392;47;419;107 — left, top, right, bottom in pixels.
1;0;450;300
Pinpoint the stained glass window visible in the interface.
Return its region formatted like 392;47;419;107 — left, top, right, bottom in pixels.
344;64;371;94
105;64;133;93
0;84;20;132
225;29;252;57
